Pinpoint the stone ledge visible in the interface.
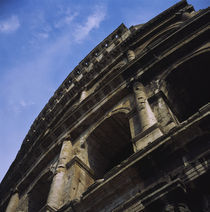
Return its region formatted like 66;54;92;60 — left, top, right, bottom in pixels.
66;156;94;179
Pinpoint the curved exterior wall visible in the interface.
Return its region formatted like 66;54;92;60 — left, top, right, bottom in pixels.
0;1;210;211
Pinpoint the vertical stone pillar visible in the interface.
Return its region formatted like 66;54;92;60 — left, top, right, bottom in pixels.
133;82;162;150
47;137;72;211
133;82;157;131
127;50;135;62
80;90;88;103
5;191;19;212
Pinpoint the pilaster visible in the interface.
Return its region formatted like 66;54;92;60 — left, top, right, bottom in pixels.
66;156;95;201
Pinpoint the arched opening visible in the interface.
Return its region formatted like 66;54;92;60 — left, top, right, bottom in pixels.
87;112;134;179
165;52;210;122
28;172;52;212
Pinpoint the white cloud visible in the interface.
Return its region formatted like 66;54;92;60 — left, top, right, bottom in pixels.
20;100;35;108
28;11;52;42
74;5;106;42
54;12;78;29
37;32;49;39
0;15;20;33
1;31;73;115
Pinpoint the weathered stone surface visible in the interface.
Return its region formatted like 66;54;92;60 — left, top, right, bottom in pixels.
0;1;209;212
47;139;73;210
133;82;163;150
5;192;19;212
127;50;135;62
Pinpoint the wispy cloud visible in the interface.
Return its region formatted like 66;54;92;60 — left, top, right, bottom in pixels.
74;5;106;42
0;1;108;182
19;100;35;108
0;15;20;33
1;31;73;115
54;11;78;29
37;32;49;39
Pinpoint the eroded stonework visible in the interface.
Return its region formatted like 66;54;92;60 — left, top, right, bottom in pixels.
0;1;210;211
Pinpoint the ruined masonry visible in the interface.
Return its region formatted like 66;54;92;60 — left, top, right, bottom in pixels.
0;1;210;211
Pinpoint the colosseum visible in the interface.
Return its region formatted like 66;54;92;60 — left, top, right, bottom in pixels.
0;0;210;211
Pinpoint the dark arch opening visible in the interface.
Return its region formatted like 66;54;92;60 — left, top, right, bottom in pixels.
165;52;210;122
87;112;134;179
28;172;52;212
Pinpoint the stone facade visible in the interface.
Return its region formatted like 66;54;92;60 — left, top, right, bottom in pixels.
0;1;210;211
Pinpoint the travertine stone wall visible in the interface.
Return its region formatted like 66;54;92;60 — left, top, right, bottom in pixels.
65;159;94;201
16;194;28;211
150;94;177;133
1;2;209;211
145;80;178;133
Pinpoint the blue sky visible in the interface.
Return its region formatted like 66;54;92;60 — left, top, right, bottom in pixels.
0;0;209;182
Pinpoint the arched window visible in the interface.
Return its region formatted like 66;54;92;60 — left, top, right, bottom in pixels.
87;112;134;179
165;51;210;122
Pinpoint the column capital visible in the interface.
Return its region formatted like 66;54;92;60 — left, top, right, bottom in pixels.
60;134;72;143
133;81;144;90
9;187;19;197
163;203;191;212
127;49;135;62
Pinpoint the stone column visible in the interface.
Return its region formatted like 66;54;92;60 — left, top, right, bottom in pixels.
80;90;88;103
5;191;19;212
127;50;135;62
133;82;162;150
47;137;72;211
133;82;157;131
